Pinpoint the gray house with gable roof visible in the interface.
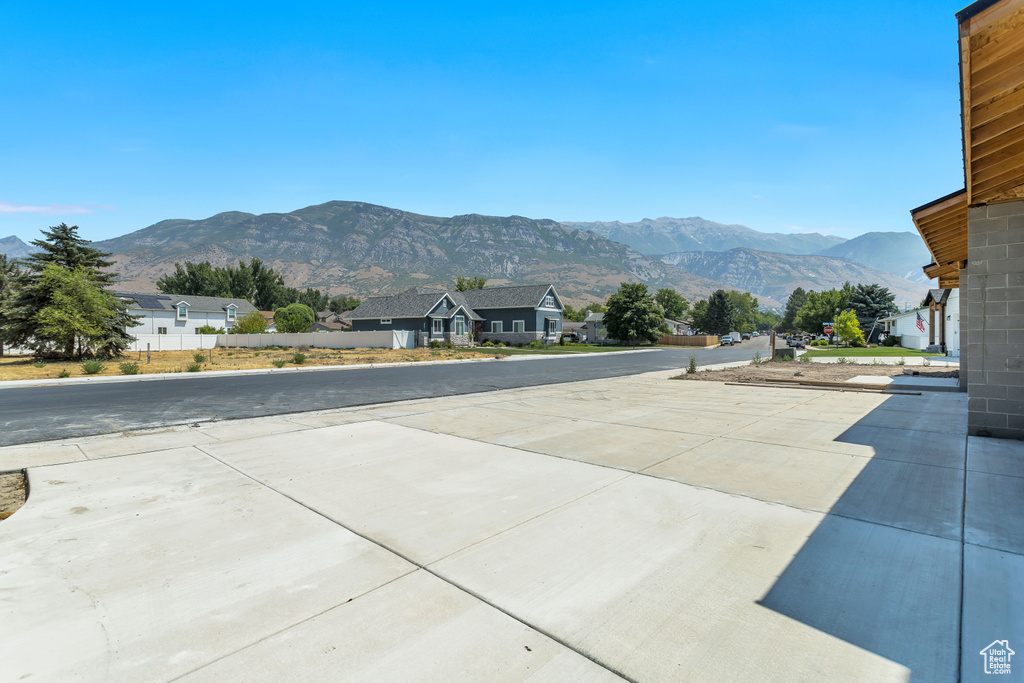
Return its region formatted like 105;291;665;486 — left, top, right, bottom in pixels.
349;284;564;346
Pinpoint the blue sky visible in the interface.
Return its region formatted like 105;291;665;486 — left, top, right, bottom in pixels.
1;1;968;244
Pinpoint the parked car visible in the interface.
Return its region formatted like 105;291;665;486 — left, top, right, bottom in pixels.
787;336;804;348
752;331;759;337
720;335;735;346
741;333;751;340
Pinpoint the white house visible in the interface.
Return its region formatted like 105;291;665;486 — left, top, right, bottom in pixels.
879;288;960;355
117;293;258;335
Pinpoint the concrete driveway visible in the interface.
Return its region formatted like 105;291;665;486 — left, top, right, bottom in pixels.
0;369;1018;682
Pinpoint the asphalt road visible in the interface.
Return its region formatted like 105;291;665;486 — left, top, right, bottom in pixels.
0;337;771;446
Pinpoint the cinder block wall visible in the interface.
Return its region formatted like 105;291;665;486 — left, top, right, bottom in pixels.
966;202;1024;439
960;279;969;393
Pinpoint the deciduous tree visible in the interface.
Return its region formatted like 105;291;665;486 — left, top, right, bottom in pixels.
835;309;866;346
654;288;689;320
232;310;269;334
603;283;664;346
274;303;315;333
329;295;361;313
795;288;849;338
455;276;487;291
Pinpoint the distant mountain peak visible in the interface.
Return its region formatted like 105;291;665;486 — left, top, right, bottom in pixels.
0;235;31;259
91;200;751;305
562;216;845;256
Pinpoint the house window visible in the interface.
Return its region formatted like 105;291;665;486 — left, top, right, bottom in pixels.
177;305;188;320
432;318;443;335
157;327;167;335
513;320;525;333
454;315;466;336
544;295;554;308
227;307;236;322
381;318;392;325
548;319;557;335
491;321;503;334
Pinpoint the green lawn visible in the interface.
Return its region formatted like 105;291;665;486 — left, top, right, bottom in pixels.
801;346;944;357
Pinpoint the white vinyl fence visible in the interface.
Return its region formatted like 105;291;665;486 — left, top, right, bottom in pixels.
218;330;415;350
127;330;415;352
128;334;221;352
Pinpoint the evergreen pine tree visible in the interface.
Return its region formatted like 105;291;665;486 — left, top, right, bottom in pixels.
849;284;898;333
0;255;26;356
703;290;738;335
5;224;139;358
780;287;807;332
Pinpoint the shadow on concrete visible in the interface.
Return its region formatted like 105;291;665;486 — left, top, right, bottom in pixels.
758;394;966;683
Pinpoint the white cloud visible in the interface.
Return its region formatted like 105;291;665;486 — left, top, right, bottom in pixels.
0;202;104;215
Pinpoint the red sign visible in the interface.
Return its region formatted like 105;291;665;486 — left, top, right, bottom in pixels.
824;326;833;334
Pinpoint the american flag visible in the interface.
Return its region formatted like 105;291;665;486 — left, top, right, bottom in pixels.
916;311;926;333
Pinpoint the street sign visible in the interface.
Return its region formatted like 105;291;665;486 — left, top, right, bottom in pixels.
824;325;834;335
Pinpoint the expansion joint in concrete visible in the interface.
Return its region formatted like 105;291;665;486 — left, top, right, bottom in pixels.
192;444;636;683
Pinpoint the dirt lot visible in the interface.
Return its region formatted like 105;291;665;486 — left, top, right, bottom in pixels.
676;361;959;384
0;346;497;382
0;472;26;521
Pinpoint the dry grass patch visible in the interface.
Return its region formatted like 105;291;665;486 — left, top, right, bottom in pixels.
0;346;496;381
0;472;26;521
676;362;958;384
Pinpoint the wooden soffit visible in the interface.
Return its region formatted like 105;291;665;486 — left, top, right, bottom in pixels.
911;190;968;283
960;0;1024;205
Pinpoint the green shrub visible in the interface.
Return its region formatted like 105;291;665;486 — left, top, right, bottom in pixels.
292;352;306;364
272;359;286;368
32;360;46;368
195;325;225;335
186;362;202;372
119;362;140;375
837;357;850;364
687;355;698;374
252;351;260;357
850;339;866;348
897;358;906;366
558;335;566;346
58;369;71;378
881;335;901;347
429;340;442;349
80;359;106;375
193;352;206;363
750;352;766;365
526;340;546;349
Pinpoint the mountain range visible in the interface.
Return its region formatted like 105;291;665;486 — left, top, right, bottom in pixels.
563;216;847;255
566;218;933;285
3;201;933;310
0;235;31;260
660;248;928;308
815;232;933;284
91;201;755;305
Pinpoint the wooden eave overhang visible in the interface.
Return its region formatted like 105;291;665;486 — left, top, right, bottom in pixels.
911;189;969;286
959;0;1024;205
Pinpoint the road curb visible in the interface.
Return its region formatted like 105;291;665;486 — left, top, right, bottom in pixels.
0;349;657;389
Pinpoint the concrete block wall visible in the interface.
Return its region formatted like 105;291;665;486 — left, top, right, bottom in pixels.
966;202;1024;439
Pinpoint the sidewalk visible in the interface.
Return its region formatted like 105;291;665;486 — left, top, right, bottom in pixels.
0;370;1016;682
